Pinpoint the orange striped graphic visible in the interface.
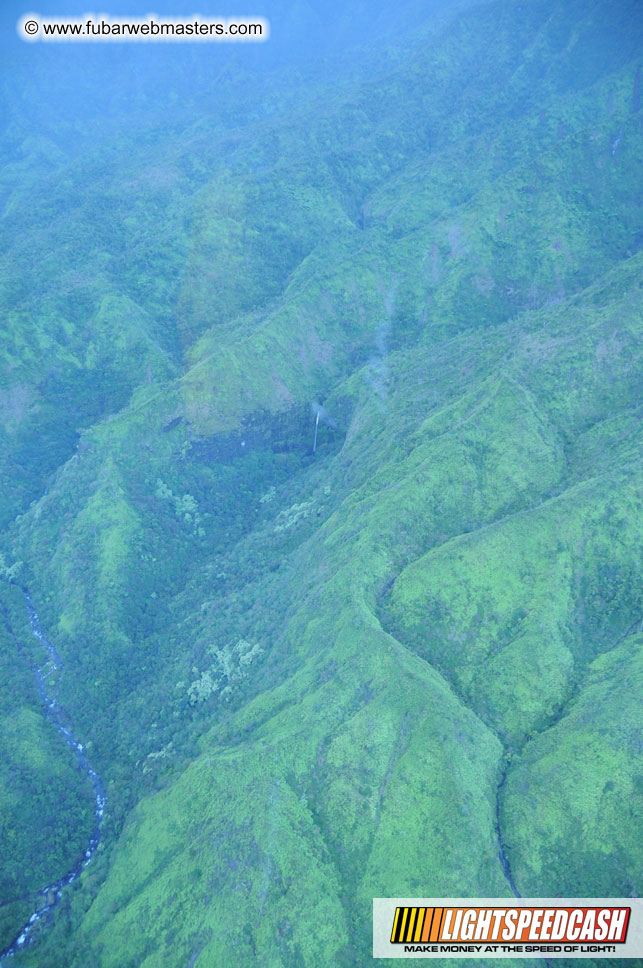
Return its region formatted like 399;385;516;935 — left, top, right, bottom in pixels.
431;908;444;942
420;907;433;943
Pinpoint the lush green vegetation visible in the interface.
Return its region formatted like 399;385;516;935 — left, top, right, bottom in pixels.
0;581;94;953
1;0;641;964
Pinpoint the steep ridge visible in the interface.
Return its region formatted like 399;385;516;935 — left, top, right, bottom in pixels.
1;1;642;964
10;253;641;965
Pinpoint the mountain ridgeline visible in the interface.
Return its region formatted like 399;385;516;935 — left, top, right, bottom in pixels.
0;0;641;964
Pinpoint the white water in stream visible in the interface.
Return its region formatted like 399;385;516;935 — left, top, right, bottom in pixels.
0;593;106;963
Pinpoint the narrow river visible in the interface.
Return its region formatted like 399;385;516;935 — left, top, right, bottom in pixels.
495;761;521;898
0;592;106;963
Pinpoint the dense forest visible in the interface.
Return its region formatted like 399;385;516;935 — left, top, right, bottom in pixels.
0;0;641;964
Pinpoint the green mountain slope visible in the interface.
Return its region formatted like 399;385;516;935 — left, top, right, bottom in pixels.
0;583;95;951
1;0;641;964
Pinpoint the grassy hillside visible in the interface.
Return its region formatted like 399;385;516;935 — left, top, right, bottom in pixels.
1;0;641;964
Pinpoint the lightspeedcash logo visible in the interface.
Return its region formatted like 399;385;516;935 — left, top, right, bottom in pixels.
373;898;643;958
